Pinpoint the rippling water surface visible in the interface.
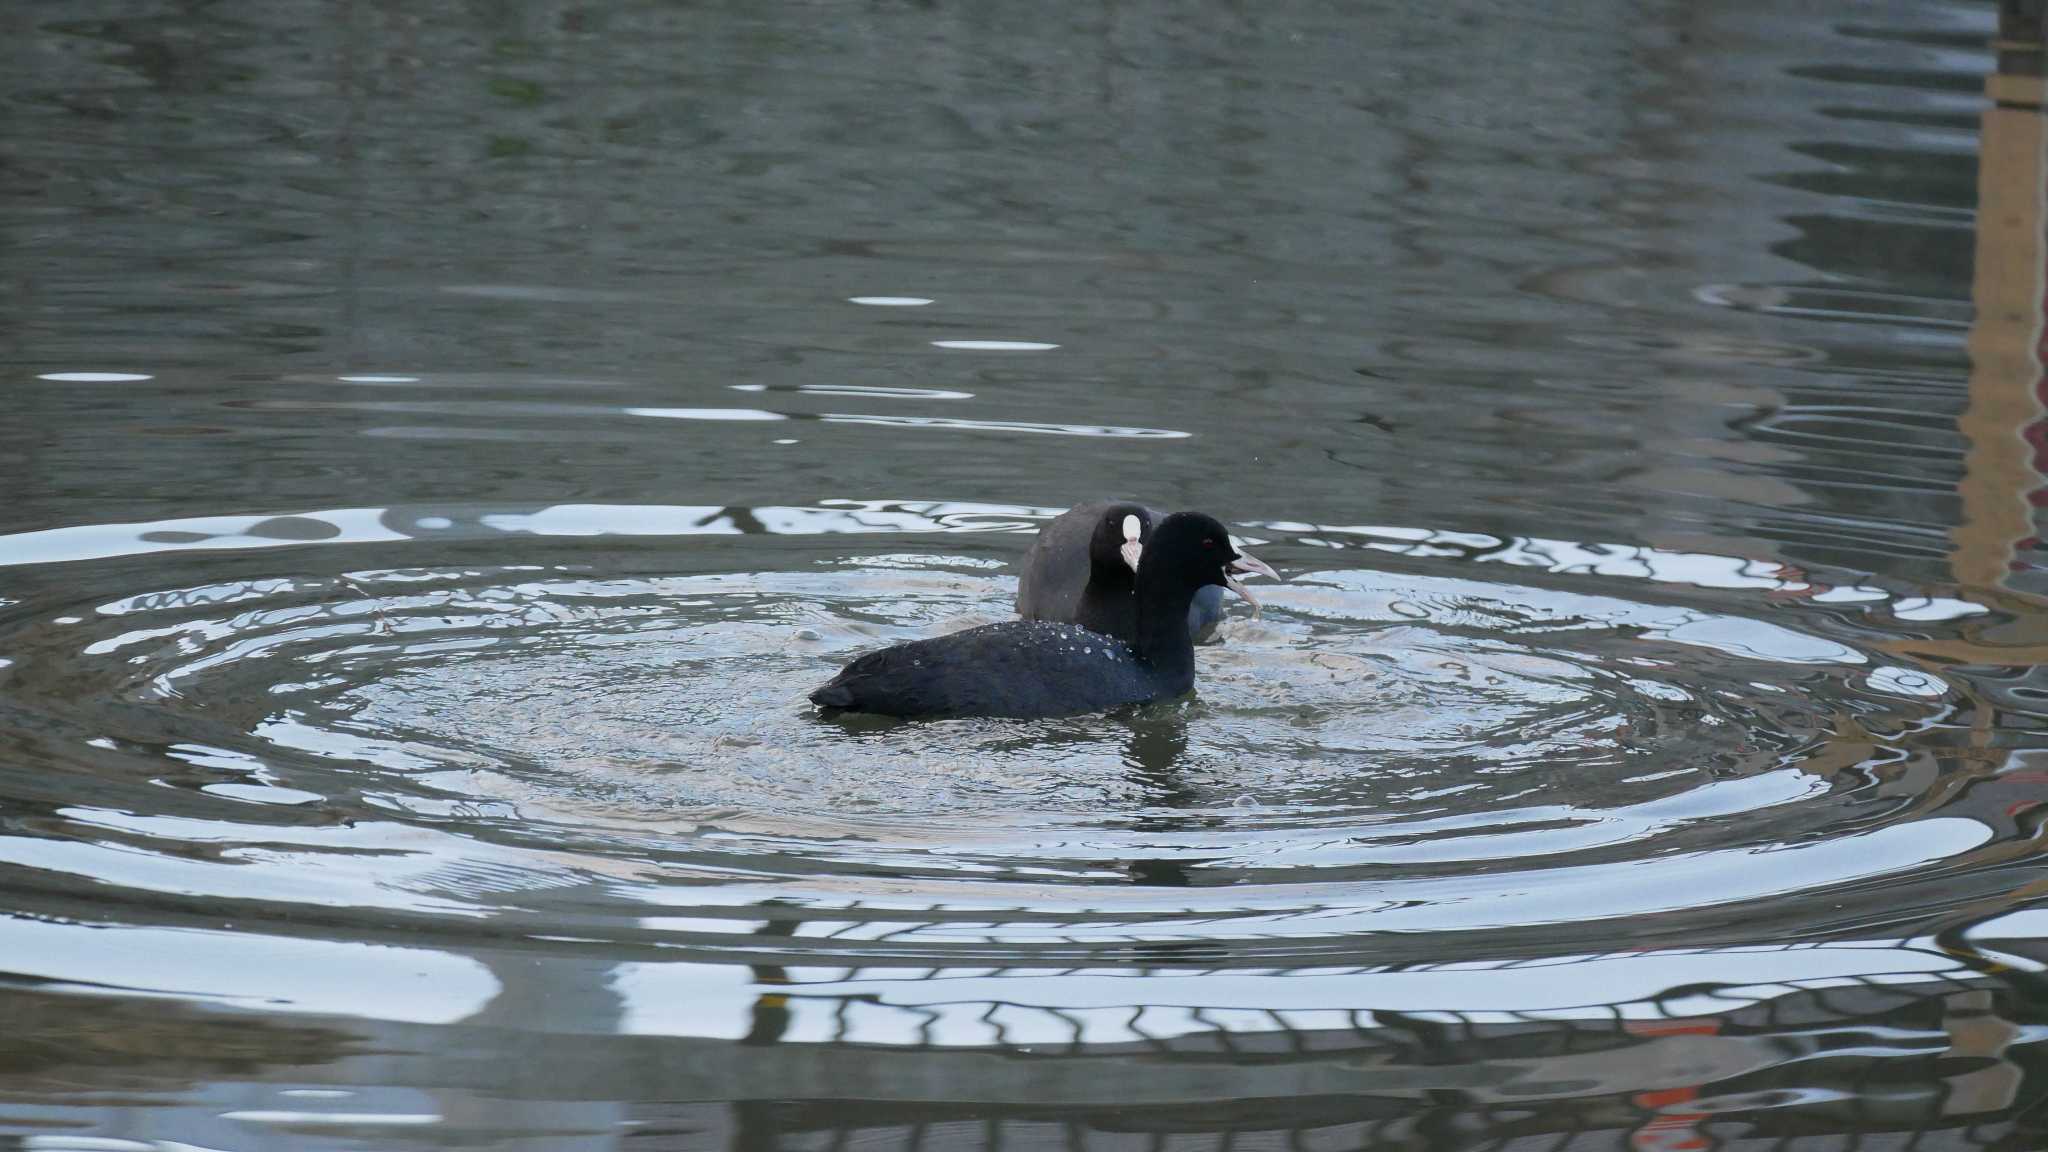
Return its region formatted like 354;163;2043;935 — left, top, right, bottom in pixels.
7;2;2048;1149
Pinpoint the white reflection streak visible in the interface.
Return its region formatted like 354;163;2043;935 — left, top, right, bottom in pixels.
480;505;736;537
930;340;1059;350
823;413;1189;439
0;509;409;567
0;914;499;1023
221;1111;442;1126
799;385;974;400
605;936;1981;1044
0;501;1997;640
623;407;786;421
1251;520;1988;620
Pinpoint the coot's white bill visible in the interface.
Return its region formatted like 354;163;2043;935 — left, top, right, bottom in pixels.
1119;514;1144;572
1223;553;1280;617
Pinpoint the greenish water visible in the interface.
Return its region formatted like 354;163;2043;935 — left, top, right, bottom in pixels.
4;2;2048;1149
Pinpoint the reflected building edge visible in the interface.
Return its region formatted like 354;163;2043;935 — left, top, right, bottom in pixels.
0;925;2042;1150
1956;1;2048;599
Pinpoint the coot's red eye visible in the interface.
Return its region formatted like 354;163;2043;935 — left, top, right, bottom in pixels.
1202;538;1214;548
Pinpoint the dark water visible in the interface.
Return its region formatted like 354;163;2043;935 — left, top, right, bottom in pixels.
6;1;2048;1148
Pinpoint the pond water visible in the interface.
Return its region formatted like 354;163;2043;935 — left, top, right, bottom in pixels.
5;1;2048;1149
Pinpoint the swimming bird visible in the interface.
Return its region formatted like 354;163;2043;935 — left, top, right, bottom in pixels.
812;512;1277;720
1015;501;1230;643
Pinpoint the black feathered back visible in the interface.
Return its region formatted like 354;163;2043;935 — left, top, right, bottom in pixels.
815;511;1245;720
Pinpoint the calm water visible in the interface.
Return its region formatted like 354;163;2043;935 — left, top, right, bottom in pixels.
5;1;2048;1149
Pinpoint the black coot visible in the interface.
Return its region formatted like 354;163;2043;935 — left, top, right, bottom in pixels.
1014;501;1230;643
812;512;1279;720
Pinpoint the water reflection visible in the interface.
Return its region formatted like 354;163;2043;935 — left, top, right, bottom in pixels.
0;927;2039;1149
5;0;2048;1146
0;521;2002;948
0;500;2004;631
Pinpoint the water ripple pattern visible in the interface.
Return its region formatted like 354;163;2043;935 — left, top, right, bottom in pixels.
4;0;2046;1145
0;505;2008;984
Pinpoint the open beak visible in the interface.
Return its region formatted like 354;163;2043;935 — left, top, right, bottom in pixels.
1223;552;1281;617
1118;514;1144;572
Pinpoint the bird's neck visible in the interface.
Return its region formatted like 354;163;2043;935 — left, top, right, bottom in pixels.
1130;575;1197;689
1076;572;1137;641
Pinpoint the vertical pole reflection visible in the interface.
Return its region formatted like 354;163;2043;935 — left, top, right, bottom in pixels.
741;907;797;1046
1941;987;2024;1115
733;909;798;1152
437;925;629;1150
1955;2;2048;593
